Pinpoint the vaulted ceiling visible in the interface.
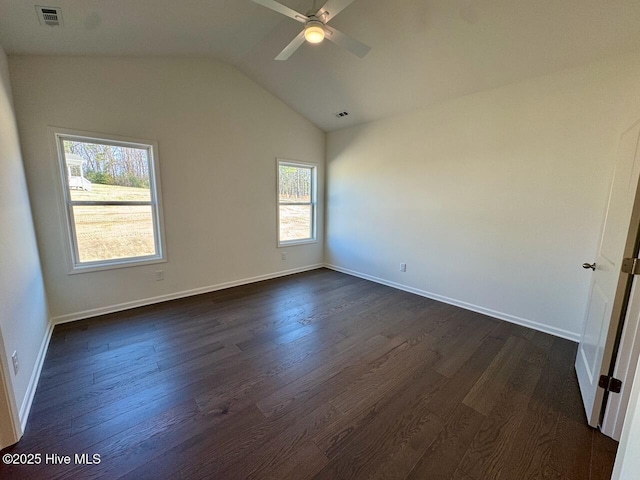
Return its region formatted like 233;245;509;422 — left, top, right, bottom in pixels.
1;0;640;131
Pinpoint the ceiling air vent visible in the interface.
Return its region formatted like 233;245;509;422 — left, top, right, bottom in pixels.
36;6;63;26
335;111;349;118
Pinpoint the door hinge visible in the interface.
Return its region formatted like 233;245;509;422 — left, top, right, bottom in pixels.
598;375;622;393
621;257;640;275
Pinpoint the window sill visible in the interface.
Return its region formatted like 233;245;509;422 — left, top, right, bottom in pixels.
68;256;167;275
278;239;318;248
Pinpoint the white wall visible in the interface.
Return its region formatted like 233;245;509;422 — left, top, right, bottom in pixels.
326;53;640;340
8;56;325;321
0;44;49;442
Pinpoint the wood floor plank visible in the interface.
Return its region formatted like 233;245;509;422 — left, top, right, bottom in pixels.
548;413;593;480
256;333;398;418
313;364;445;459
27;342;240;433
426;335;505;422
458;357;544;480
47;346;240;441
433;314;498;378
310;370;445;480
40;346;242;454
116;404;269;480
328;339;439;411
0;269;617;480
492;336;569;479
490;321;537;341
405;403;485;480
462;335;530;416
195;342;439;479
61;399;206;480
451;468;475;480
212;407;341;480
260;440;328;480
194;325;380;417
591;430;619;480
547;340;595;480
180;383;344;480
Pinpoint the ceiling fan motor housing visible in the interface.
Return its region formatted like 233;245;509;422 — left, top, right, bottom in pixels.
304;18;325;43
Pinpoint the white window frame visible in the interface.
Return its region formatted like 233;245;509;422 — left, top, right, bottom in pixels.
51;127;167;274
277;158;317;247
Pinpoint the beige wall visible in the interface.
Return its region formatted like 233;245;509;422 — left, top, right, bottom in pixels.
0;43;49;441
326;53;640;339
9;56;325;321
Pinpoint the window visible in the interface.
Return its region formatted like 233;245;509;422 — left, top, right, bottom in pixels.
53;128;166;272
277;159;317;246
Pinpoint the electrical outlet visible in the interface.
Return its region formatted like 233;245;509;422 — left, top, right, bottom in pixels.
281;252;287;260
11;351;19;375
155;270;164;281
400;263;407;272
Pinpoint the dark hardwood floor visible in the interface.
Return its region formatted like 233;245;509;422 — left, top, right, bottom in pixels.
0;269;618;479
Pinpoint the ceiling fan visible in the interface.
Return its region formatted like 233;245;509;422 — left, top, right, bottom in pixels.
251;0;371;60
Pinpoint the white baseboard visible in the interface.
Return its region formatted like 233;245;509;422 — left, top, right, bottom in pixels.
50;264;325;325
19;320;53;432
324;263;581;343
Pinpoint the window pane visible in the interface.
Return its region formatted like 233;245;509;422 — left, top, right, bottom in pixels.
279;205;312;242
279;165;312;203
69;183;152;203
63;140;151;202
72;205;156;262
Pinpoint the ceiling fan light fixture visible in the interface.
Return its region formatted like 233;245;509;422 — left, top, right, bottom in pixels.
304;23;325;43
250;0;370;60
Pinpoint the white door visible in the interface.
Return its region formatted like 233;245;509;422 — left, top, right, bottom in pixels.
0;327;21;449
0;360;20;449
601;271;640;439
611;339;640;479
576;119;640;427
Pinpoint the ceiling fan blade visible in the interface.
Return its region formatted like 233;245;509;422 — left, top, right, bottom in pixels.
251;0;308;23
275;30;306;60
324;25;371;58
316;0;357;23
